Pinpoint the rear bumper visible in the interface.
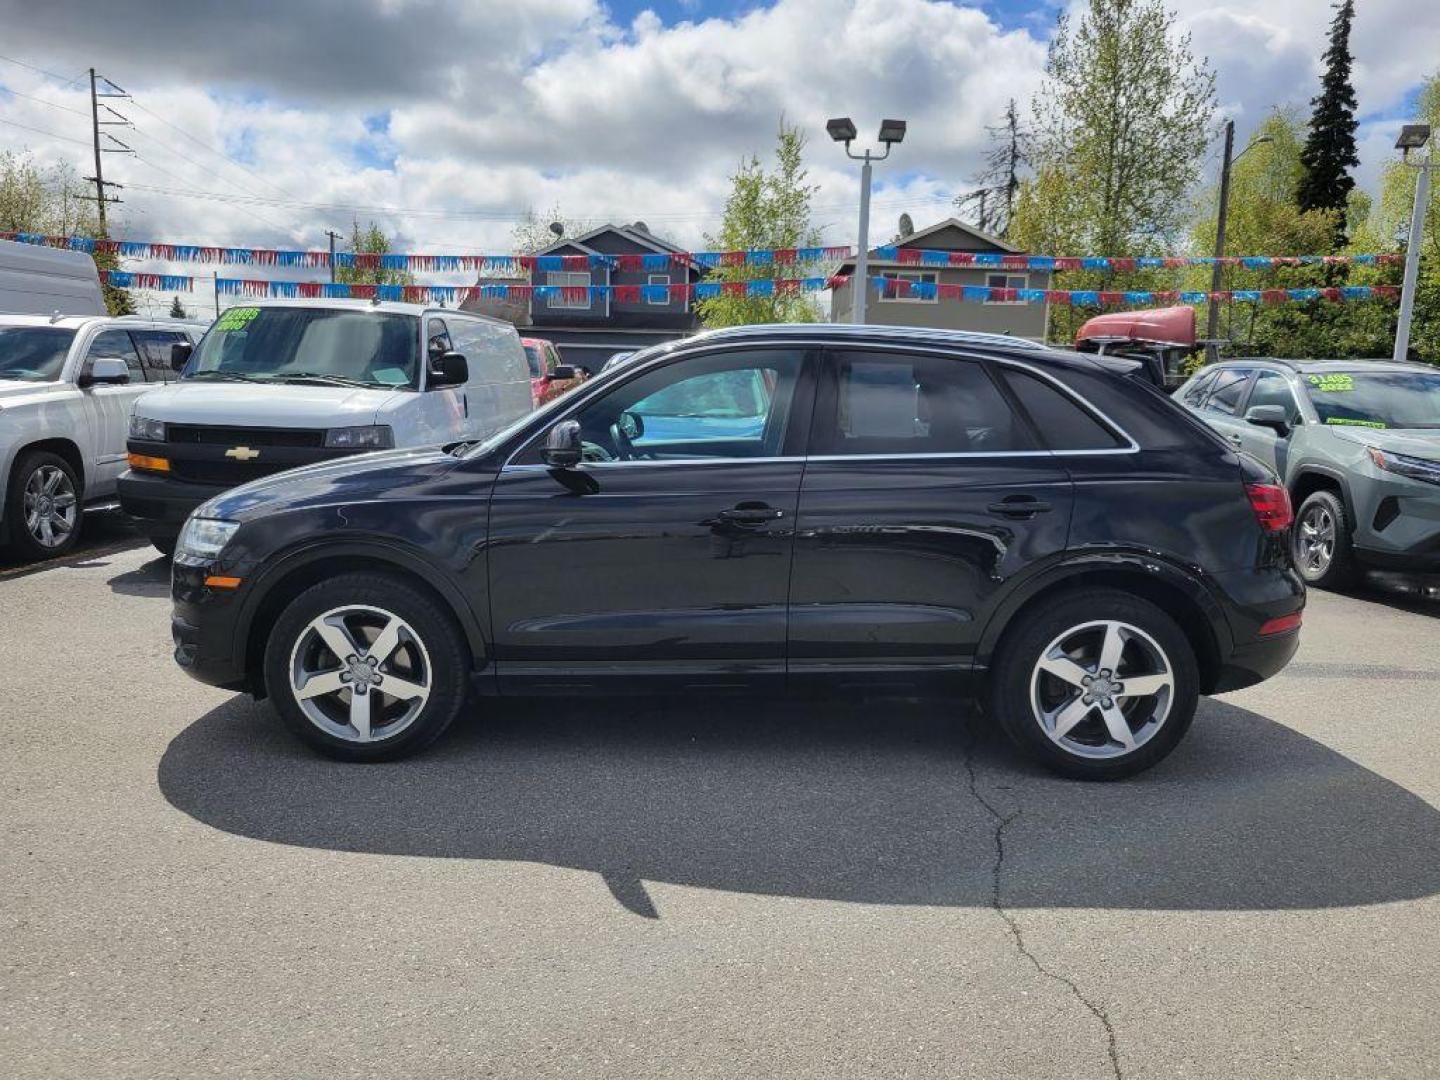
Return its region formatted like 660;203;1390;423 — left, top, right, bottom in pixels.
1207;564;1306;694
1210;628;1302;694
119;469;227;537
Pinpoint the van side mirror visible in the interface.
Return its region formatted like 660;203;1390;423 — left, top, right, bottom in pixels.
550;364;578;381
1244;404;1290;435
170;342;194;372
542;420;583;468
83;357;131;386
429;351;469;387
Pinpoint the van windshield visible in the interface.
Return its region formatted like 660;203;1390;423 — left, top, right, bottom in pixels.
188;307;420;389
0;327;76;382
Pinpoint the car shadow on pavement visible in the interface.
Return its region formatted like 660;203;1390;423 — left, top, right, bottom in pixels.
107;556;172;597
157;694;1440;917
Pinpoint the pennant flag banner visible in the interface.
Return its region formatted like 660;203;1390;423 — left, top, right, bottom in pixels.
195;274;1402;308
98;270;195;292
2;230;1406;274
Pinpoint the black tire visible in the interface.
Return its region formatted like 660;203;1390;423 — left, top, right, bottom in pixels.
5;450;82;561
149;534;176;558
990;589;1200;781
263;572;470;762
1292;490;1356;590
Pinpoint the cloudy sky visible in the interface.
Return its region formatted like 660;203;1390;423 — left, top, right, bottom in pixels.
1;0;1437;303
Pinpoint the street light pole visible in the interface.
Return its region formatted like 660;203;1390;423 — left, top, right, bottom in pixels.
1393;124;1434;362
829;118;906;325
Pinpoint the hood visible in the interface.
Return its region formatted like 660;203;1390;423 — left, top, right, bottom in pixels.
199;445;457;522
1329;426;1440;458
132;381;407;428
0;379;67;403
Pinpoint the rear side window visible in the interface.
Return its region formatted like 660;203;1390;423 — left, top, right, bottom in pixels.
815;351;1034;455
1204;369;1252;416
1179;369;1217;407
999;367;1124;450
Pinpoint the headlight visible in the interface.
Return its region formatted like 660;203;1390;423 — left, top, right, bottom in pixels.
324;424;394;449
129;414;166;441
1367;447;1440;486
175;517;240;566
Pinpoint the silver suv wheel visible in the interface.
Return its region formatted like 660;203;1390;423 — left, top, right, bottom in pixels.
1295;502;1336;578
288;604;432;743
23;464;78;549
1029;619;1175;760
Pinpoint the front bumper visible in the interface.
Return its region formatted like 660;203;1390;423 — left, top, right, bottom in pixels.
119;469;228;537
171;560;251;691
1351;472;1440;571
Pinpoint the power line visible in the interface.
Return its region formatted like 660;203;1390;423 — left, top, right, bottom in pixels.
0;86;90;117
0;115;91;146
0;53;86;87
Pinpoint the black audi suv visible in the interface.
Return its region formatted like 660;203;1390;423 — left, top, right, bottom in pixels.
169;324;1303;779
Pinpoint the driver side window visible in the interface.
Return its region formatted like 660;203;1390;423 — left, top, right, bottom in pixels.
525;350;804;463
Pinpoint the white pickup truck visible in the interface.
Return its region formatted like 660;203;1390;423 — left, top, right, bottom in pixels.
0;314;206;560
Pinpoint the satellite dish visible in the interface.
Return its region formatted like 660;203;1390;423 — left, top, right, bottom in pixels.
548;222;565;237
898;213;914;238
632;220;650;234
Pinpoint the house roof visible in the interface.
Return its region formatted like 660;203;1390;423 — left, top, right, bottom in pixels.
834;216;1028;274
534;222;682;259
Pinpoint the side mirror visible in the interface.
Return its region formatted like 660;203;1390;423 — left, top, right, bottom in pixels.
542;420;583;469
170;341;194;372
84;357;131;386
549;364;578;381
1245;404;1290;435
429;350;469;387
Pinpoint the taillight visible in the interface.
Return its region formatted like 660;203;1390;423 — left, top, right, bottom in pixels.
1259;612;1303;636
1245;483;1293;533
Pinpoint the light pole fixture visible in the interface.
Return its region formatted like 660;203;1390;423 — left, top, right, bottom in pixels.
1206;122;1275;363
829;116;907;324
1394;124;1433;362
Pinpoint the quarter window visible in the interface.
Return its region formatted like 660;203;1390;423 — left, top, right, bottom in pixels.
814;351;1034;455
1179;369;1218;407
85;329;144;381
999;367;1123;450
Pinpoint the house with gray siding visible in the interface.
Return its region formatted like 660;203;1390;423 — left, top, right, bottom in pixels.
463;222;704;370
830;218;1051;342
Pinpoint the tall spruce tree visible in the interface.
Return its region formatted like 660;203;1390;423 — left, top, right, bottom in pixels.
1296;0;1360;240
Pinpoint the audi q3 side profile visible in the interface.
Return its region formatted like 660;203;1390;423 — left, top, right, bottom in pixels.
168;324;1303;780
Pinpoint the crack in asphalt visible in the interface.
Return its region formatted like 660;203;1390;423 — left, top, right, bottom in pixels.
962;729;1123;1080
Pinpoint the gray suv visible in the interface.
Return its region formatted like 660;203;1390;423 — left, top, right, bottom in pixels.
1175;358;1440;589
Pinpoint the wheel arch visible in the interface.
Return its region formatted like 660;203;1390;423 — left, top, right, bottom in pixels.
1289;466;1353;520
5;437;87;493
976;556;1229;695
236;541;489;695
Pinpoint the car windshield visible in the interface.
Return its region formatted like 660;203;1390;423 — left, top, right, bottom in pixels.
1303;371;1440;430
522;343;545;379
0;327;76;382
187;306;420;389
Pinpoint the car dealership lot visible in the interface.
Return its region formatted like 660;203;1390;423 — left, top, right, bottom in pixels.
3;543;1439;1080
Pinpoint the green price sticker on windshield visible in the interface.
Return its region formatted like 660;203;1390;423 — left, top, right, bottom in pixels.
216;306;259;331
1324;417;1387;429
1308;373;1354;392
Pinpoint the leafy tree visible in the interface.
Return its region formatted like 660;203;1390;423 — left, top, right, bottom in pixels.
1013;0;1216;258
696;120;824;328
510;205;589;257
1296;0;1360;241
0;150;133;314
955;98;1030;239
169;296;188;319
334;219;414;287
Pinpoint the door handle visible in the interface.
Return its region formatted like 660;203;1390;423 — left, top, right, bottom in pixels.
717;504;785;526
986;497;1052;519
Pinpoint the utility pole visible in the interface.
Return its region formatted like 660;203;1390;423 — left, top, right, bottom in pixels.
80;69;132;236
325;229;344;284
1205;121;1235;366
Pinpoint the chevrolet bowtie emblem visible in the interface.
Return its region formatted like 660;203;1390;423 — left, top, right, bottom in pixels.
225;446;260;461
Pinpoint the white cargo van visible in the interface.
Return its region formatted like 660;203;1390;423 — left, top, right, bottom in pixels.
0;239;106;317
119;300;532;553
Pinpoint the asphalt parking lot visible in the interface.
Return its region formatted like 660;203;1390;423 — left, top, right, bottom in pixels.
3;524;1439;1080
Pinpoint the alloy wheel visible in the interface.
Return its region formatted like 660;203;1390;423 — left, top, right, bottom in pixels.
23;465;78;549
1028;619;1175;759
1295;504;1335;577
288;604;432;743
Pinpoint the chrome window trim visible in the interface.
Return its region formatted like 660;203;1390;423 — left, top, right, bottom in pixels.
499;336;1140;472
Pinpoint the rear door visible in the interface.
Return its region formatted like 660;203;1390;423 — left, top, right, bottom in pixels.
787;347;1075;690
1195;366;1255;452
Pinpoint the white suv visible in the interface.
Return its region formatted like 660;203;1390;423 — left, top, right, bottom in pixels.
0;313;207;561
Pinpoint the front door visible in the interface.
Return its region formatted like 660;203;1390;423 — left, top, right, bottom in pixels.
1235;369;1300;477
787;347;1076;690
79;328;153;496
487;346;814;692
